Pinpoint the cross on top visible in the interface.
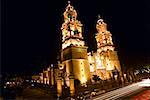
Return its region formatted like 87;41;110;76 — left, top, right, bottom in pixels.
98;14;101;19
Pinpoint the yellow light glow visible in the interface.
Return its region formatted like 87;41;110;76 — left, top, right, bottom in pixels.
79;61;87;84
95;17;115;53
57;80;62;97
62;39;85;49
47;80;49;84
66;79;70;87
69;78;75;96
106;58;114;70
47;68;50;71
44;78;47;84
61;2;85;50
71;31;74;36
95;54;105;69
103;40;106;44
81;77;87;84
90;64;94;72
70;26;75;31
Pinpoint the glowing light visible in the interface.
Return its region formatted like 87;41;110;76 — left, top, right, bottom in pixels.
31;84;34;87
81;76;87;84
90;64;94;72
97;49;102;53
114;75;118;80
61;2;85;49
139;79;150;87
37;80;40;83
6;82;10;85
124;74;127;78
57;79;62;97
103;40;106;44
59;64;64;69
51;64;54;67
96;17;114;52
79;61;87;84
95;53;105;69
70;26;75;31
47;80;49;84
66;79;70;87
62;39;84;49
101;56;104;59
44;78;47;84
71;31;74;35
106;58;114;70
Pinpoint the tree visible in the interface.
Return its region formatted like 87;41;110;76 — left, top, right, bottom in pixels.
92;75;101;82
74;79;80;88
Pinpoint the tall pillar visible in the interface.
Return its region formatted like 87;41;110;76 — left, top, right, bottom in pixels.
45;71;49;84
40;73;43;83
106;70;113;79
47;67;51;85
61;1;91;88
57;77;62;97
69;75;75;97
109;70;113;78
43;71;46;84
48;70;51;85
51;68;54;85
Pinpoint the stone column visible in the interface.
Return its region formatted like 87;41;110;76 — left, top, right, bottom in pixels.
106;70;111;79
57;77;62;97
48;70;51;85
40;73;43;83
69;75;75;97
51;68;54;85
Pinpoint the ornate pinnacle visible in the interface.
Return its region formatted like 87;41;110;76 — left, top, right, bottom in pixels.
97;14;104;23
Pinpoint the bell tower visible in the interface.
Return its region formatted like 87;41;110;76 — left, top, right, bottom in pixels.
60;1;91;93
95;15;122;79
61;1;85;50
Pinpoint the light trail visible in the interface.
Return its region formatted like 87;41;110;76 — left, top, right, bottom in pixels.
93;79;150;100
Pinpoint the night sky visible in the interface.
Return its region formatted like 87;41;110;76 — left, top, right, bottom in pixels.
2;0;150;75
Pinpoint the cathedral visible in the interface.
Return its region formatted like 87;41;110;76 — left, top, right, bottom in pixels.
38;2;122;97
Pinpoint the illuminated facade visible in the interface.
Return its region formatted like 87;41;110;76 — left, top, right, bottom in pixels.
88;15;122;80
38;65;55;85
38;2;122;97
